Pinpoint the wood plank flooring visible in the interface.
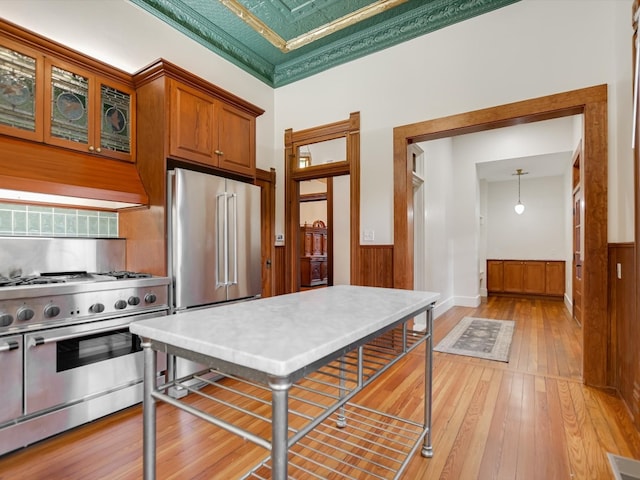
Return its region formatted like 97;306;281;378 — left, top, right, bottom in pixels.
1;296;638;479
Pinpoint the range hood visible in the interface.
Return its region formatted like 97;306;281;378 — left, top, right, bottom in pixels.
0;136;149;210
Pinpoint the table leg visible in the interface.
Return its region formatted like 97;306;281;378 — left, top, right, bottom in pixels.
422;306;434;458
269;377;292;480
142;339;157;479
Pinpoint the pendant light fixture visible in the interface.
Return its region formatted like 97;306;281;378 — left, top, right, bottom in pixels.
513;168;528;215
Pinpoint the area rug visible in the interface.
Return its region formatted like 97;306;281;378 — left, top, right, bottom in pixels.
434;317;515;363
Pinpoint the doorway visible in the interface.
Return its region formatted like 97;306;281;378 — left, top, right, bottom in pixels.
393;85;608;387
284;112;361;293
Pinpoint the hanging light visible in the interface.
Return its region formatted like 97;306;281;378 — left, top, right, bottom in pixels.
513;168;528;215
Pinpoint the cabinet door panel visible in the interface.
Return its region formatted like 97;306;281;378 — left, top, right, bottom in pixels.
503;261;524;292
0;40;43;141
45;61;91;149
523;261;546;294
217;102;255;176
545;261;565;296
169;81;215;164
487;260;504;293
99;81;134;161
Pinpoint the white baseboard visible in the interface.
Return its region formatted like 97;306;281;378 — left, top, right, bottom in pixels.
453;295;481;308
433;297;455;320
564;293;572;313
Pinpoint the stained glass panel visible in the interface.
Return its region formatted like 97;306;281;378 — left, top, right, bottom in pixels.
50;65;88;144
100;84;130;154
0;45;36;132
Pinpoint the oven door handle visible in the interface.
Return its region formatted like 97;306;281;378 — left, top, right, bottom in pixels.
27;324;133;348
0;340;19;352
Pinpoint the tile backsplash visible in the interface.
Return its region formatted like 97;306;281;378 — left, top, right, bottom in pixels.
0;203;118;237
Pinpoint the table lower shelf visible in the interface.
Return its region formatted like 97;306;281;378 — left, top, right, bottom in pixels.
243;402;428;479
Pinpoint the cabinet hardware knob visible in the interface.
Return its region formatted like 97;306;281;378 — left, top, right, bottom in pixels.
96;147;101;153
88;145;95;152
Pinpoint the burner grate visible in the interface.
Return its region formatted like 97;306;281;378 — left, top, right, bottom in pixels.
101;271;152;280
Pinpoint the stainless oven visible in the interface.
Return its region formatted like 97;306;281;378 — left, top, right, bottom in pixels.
24;314;166;415
0;237;170;457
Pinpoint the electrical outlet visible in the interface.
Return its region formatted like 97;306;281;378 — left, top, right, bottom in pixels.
363;229;375;242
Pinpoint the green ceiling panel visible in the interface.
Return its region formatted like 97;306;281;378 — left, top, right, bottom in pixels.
130;0;521;87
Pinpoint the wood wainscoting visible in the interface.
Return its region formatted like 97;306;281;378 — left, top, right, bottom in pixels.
358;245;394;287
608;242;640;430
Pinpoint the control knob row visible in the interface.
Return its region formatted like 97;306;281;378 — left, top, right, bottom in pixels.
0;304;60;327
89;293;158;313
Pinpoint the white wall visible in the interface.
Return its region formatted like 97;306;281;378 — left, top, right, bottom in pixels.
274;0;632;245
484;176;566;259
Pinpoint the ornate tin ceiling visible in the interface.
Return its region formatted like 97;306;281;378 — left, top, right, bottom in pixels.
130;0;520;87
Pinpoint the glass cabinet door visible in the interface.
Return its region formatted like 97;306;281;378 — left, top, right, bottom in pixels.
100;82;132;159
0;42;42;141
48;64;90;147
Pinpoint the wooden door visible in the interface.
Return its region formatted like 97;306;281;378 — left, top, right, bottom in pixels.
573;188;583;325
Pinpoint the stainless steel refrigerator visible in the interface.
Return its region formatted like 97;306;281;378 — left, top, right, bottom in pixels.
167;168;261;389
168;167;261;311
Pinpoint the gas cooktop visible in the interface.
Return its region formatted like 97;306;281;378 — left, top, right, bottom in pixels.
0;271;153;287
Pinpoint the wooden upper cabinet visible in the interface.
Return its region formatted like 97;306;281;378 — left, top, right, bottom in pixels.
217;101;255;176
0;30;135;162
169;78;256;177
44;58;134;162
169;80;215;164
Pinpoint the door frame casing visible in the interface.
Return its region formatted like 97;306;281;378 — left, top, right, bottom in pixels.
393;85;608;387
284;112;361;293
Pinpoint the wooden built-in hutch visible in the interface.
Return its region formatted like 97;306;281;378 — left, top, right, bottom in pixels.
299;220;328;287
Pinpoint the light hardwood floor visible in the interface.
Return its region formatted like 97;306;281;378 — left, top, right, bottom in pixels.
1;296;638;479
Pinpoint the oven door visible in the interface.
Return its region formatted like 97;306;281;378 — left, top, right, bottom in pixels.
24;313;166;415
0;334;22;425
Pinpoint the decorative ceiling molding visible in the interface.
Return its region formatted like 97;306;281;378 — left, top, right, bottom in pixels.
219;0;409;53
130;0;521;88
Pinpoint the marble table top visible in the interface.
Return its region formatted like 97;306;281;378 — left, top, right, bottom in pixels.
130;285;439;379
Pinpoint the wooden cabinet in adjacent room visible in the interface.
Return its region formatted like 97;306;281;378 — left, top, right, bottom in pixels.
487;259;565;298
299;221;328;287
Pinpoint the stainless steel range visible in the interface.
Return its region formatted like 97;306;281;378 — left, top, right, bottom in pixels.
0;237;169;457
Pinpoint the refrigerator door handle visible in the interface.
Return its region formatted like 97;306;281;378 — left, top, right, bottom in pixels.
217;192;228;287
228;193;238;286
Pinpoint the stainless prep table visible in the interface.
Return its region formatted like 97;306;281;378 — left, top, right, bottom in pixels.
131;285;439;479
